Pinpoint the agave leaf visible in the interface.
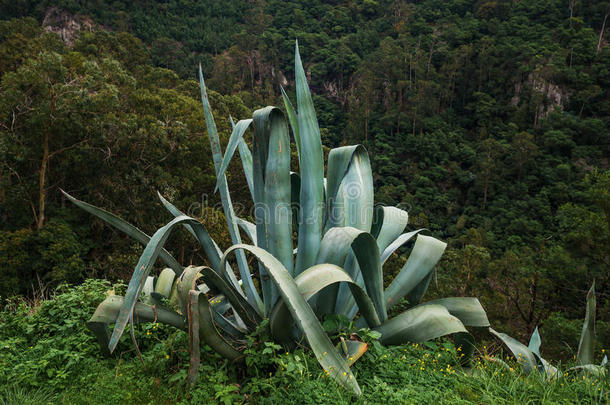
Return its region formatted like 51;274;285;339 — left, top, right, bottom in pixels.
236;217;257;245
187;289;243;387
252;106;293;312
418;297;490;328
384;234;446;309
177;265;203;315
209;296;248;337
577;281;596;366
199;66;263;314
210;308;247;339
406;271;434;306
198;266;261;330
142;276;155;304
484;355;512;371
61;190;183;275
281;85;300;158
181;266;246;340
371;206;409;252
222;244;361;395
325;145;374;232
538;356;559;378
315;227;386;323
321;147;374;318
214;118;253;193
156;192;243;294
238;138;255;200
209;294;230;313
337;339;368;366
153;268;176;299
88;295;184;356
489;328;539;373
181;266;242;360
270;263;381;344
230;114;255;200
374;304;468;345
528;326;542;358
567;364;607;376
293;41;325;275
187;289;201;388
169;279;180;307
380;230;424;265
108;215;219;353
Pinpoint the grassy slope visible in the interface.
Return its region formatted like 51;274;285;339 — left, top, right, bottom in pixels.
0;281;607;404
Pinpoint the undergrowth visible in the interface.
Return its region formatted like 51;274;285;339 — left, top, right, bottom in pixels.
0;280;607;404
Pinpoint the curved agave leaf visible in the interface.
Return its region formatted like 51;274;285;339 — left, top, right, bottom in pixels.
325;145;374;316
142;276;155;304
270;263;381;343
221;244;361;396
384;234;447;309
489;328;538;373
380;230;424;265
325;145;374;232
198;266;261;330
181;266;242;360
153;268;176;299
339;340;369;366
199;66;263;314
252;106;293;312
577;281;596;366
210;309;247;339
315;227;386;323
371;206;409;252
568;364;607;376
374;304;468;345
214;118;254;193
108;215;221;353
204;288;249;339
230;115;255;200
61;190;183;275
156;192;222;267
187;289;243;386
293;42;325;275
88;295;184;357
177;265;203;315
236;217;257;245
156;192;243;295
417;297;490;328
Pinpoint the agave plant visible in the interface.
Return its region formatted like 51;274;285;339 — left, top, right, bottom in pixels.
490;282;607;378
64;42;490;395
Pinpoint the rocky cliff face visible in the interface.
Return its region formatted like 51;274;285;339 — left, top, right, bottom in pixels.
511;68;570;127
42;7;97;46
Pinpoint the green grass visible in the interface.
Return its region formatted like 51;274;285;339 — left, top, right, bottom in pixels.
0;280;607;404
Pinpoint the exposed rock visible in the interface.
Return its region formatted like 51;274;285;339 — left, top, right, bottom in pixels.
511;68;570;126
42;7;96;46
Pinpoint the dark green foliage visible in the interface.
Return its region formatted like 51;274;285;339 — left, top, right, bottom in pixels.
0;0;608;363
0;219;87;298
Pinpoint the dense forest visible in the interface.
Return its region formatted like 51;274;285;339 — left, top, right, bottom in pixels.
1;0;608;360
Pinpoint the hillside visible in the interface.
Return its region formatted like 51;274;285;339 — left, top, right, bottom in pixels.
0;0;608;371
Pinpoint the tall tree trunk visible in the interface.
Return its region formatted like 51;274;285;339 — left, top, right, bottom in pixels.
37;130;49;230
598;12;609;55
